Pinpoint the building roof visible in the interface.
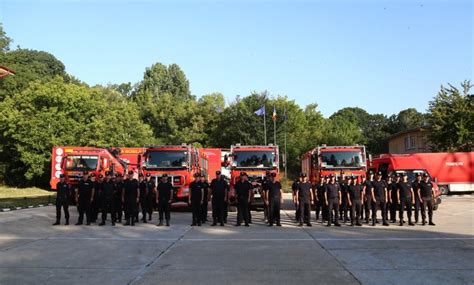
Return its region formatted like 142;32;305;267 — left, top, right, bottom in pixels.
0;66;16;78
387;127;430;140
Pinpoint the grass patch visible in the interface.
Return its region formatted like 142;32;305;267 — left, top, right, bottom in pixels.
0;186;56;209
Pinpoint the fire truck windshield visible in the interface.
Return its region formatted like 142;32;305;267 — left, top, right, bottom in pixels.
233;151;275;168
146;151;188;169
321;151;364;169
65;155;99;171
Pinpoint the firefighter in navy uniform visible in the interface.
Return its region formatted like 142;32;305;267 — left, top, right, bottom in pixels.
138;173;149;223
122;171;139;226
53;174;71;226
235;172;252;227
200;175;210;224
314;175;325;222
267;173;283;227
363;172;374;224
114;174;124;223
325;174;341;227
296;173;313;227
291;178;301;221
210;171;228;227
371;172;389;226
418;173;436;226
90;173;101;223
389;174;400;223
347;176;363;226
75;171;95;226
189;173;204;226
146;174;155;221
359;175;366;221
397;172;415;226
223;175;230;224
99;172;116;226
339;174;350;223
261;171;271;222
156;174;173;226
412;174;422;223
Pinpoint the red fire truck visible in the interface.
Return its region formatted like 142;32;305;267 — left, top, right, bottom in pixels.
49;146;145;190
370;152;472;195
301;145;367;184
141;144;200;206
227;144;279;209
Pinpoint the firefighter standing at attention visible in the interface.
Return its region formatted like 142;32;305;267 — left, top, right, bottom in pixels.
53;174;71;226
75;171;94;226
210;171;228;227
156;174;173;226
189;173;204;226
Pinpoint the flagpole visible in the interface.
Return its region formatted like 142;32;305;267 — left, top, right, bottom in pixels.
284;105;287;185
263;107;267;145
273;106;277;145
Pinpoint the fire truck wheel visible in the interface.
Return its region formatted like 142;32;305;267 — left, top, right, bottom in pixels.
439;186;449;195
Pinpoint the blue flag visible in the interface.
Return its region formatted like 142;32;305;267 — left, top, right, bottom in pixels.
254;106;265;116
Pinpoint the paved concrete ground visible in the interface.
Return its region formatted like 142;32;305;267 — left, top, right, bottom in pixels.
0;194;473;285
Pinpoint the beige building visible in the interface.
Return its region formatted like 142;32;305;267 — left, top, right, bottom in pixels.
388;127;432;154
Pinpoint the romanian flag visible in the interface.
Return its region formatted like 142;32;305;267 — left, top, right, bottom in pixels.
272;106;277;121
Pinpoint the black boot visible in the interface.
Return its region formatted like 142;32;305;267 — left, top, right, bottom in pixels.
166;220;170;227
53;221;60;226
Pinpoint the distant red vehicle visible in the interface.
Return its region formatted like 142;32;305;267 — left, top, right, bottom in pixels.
199;148;223;182
370;153;443;208
373;152;473;195
142;144;200;206
301;145;367;184
227;144;279;209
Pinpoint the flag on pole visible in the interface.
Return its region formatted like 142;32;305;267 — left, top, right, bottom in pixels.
254;106;266;116
272;106;277;121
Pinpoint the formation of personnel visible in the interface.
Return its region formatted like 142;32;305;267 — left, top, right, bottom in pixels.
53;170;436;228
292;171;436;227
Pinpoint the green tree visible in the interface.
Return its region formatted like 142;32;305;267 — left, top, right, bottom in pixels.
0;77;154;187
428;81;474;152
0;49;67;100
387;108;426;134
0;24;12;52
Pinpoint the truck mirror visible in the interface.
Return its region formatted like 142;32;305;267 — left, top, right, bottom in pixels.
434;177;438;183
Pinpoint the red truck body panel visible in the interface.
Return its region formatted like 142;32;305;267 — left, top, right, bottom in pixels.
199;148;223;182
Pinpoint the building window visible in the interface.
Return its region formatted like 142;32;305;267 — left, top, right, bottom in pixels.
404;136;416;150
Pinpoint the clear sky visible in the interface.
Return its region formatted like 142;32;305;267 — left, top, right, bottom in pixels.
1;0;472;117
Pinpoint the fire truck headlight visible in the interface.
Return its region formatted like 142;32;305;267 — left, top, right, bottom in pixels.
182;187;189;196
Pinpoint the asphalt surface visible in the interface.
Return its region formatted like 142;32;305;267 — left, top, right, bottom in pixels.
0;194;473;285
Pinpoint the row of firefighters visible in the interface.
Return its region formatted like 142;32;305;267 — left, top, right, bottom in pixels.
52;170;436;227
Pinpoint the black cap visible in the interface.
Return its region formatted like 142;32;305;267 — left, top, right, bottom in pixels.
299;172;306;177
368;171;374;175
329;174;335;178
423;173;429;177
376;171;382;175
240;172;247;177
402;172;408;176
194;173;200;178
128;170;134;175
115;173;122;177
90;173;96;177
162;174;168;178
59;174;65;178
351;175;356;179
324;175;329;179
146;173;151;177
200;173;205;178
139;173;144;177
416;173;421;177
216;171;221;175
82;171;89;175
98;174;104;178
271;172;277;177
105;171;112;176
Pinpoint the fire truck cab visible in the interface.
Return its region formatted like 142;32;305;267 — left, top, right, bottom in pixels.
228;144;279;209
